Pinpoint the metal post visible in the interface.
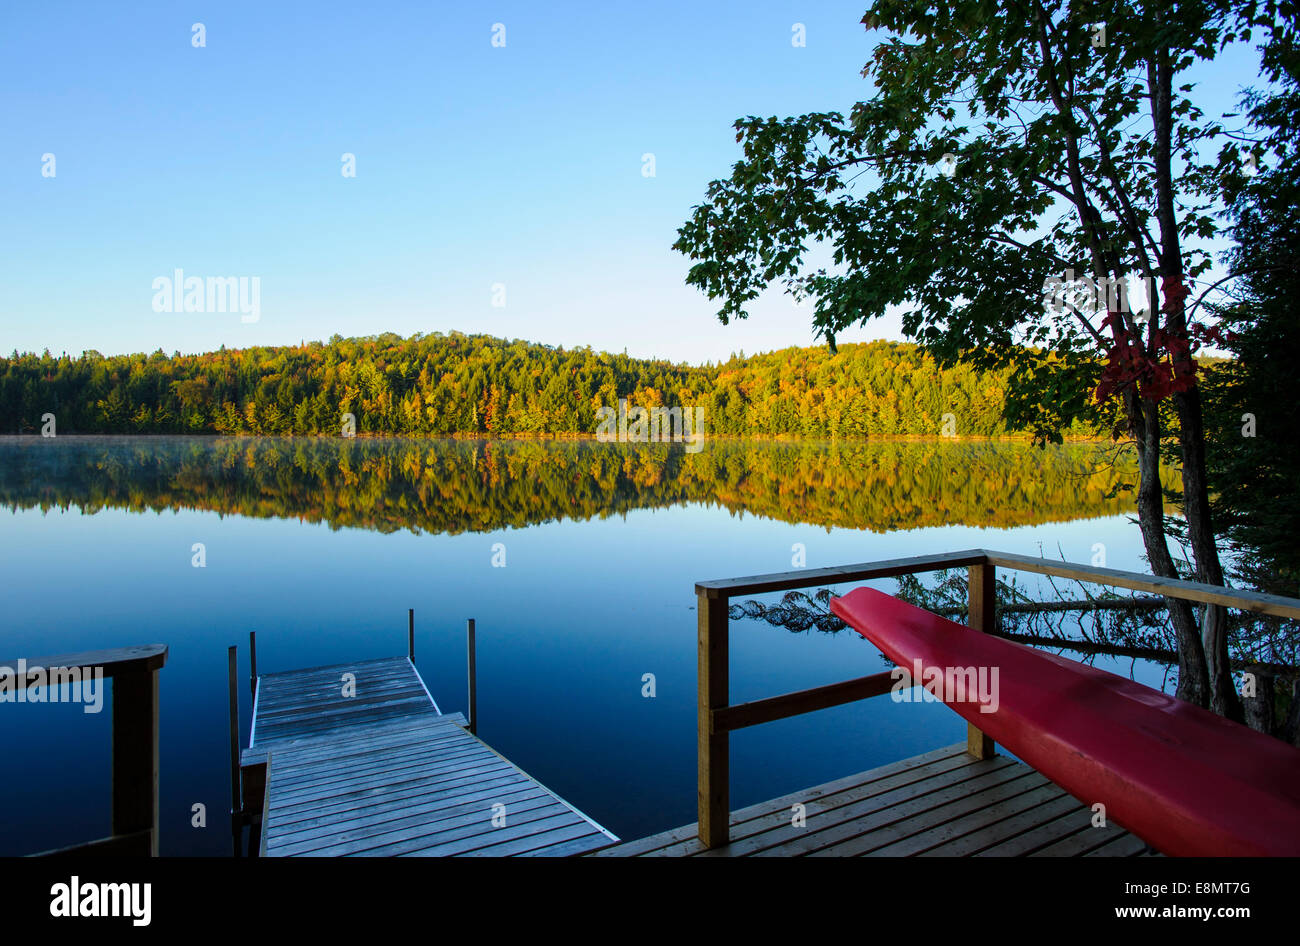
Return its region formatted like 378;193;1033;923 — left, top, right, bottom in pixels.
466;619;477;735
227;645;242;856
408;608;415;661
249;630;257;701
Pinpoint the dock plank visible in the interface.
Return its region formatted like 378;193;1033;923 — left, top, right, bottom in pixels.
596;744;1154;857
249;655;615;857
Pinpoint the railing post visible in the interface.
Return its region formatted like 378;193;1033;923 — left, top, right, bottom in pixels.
228;645;242;856
249;630;257;700
698;590;730;848
111;666;160;856
466;618;477;736
967;561;997;760
408;609;415;661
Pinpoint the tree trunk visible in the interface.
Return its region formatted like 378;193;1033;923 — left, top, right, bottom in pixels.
1173;385;1243;721
1285;680;1300;747
1154;224;1239;720
1147;45;1242;721
1242;665;1274;736
1127;391;1211;706
1038;21;1224;714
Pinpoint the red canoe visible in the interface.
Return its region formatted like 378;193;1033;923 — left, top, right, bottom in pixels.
829;586;1300;856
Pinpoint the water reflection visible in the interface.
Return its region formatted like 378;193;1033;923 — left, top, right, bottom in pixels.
0;435;1165;534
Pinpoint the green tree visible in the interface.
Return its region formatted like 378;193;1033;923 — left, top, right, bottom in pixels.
673;0;1290;718
1205;22;1300;591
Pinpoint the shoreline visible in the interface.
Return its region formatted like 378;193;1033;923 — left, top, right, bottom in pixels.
0;431;1119;445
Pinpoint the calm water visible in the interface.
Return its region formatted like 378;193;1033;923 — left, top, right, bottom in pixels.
0;436;1164;855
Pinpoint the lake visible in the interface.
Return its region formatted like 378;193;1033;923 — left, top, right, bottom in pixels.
0;435;1167;855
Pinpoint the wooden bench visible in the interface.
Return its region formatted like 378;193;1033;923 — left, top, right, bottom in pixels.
829;587;1300;857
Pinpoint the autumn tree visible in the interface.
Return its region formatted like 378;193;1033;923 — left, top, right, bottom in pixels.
674;0;1291;718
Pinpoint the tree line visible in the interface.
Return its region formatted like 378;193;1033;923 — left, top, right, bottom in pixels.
0;334;1104;439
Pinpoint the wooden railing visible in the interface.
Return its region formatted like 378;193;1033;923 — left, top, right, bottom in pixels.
6;644;169;856
695;548;1300;849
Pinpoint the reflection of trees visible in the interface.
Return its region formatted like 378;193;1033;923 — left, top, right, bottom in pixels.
0;436;1164;535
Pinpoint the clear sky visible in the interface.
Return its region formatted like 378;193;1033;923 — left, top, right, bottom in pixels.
0;1;1270;364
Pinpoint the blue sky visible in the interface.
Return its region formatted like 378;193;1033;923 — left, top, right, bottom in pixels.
0;1;1272;363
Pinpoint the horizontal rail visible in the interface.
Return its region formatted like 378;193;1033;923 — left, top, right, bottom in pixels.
696;550;988;598
33;829;154;857
983;550;1300;620
712;671;897;733
696;549;1300;620
0;644;167;687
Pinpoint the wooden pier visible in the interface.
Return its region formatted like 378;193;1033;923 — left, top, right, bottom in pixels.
238;654;616;856
595;744;1154;857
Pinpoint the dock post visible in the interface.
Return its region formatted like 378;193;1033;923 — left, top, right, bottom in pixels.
698;590;730;849
249;630;257;701
467;619;477;735
966;561;997;760
111;660;161;856
228;645;242;856
409;609;415;661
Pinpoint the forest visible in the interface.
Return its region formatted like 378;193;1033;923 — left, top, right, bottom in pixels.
0;333;1105;439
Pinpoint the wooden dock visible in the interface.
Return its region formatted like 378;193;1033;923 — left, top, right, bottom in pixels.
594;744;1157;857
240;655;616;856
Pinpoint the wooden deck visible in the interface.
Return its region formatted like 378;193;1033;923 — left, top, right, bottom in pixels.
242;656;616;856
594;744;1159;857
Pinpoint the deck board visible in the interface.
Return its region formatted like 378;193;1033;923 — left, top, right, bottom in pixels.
248;655;615;856
595;744;1158;857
